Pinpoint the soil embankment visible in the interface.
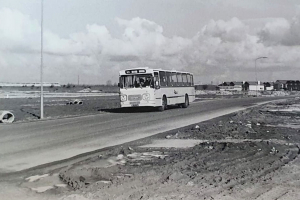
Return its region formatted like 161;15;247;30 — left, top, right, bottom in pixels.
46;97;300;199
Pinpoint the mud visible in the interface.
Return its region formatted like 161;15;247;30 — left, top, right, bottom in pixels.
40;97;299;200
0;96;120;122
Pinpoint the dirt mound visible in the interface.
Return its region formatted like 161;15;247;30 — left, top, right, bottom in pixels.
60;142;299;199
58;98;300;199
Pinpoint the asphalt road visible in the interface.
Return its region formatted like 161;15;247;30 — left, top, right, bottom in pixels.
0;97;289;173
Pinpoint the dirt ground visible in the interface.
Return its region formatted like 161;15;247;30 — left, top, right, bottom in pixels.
195;90;300;100
0;96;120;122
0;85;120;122
1;87;298;123
17;97;300;200
0;85;120;94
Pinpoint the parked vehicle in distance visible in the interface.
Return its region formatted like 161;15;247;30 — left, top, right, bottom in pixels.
118;67;195;111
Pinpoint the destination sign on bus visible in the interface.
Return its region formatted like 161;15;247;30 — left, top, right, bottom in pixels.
125;69;146;74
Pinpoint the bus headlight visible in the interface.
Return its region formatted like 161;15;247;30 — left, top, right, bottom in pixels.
142;93;150;101
120;94;127;102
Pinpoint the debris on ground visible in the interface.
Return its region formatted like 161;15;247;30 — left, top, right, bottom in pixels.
53;98;300;199
0;110;15;123
66;99;83;105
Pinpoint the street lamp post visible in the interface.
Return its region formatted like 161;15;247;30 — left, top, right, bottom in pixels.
40;0;44;119
255;57;268;97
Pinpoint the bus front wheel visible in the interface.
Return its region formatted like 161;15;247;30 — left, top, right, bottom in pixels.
158;96;167;111
182;95;189;108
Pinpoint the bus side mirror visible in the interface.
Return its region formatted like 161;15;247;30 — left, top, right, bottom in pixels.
155;81;160;89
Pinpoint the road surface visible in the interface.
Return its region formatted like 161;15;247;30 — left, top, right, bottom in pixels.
0;97;289;173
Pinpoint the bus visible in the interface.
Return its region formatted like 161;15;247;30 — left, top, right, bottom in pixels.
118;67;195;111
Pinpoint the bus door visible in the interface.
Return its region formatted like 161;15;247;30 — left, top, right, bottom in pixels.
154;72;160;89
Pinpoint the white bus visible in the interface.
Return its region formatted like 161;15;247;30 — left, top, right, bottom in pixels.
118;67;195;111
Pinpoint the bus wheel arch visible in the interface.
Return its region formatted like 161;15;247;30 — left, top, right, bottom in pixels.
158;95;167;111
182;94;189;108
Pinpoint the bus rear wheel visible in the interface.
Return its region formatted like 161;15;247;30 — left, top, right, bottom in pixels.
182;95;189;108
158;96;167;111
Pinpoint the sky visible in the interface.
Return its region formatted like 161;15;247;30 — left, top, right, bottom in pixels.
0;0;300;85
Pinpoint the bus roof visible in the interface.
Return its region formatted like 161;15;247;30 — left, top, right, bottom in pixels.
119;67;193;75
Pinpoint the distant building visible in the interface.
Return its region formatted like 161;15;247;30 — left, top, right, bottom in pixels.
195;84;219;90
219;81;265;91
274;80;288;90
197;80;300;91
0;82;61;87
232;81;243;91
244;81;264;91
218;81;243;91
274;80;300;91
263;82;274;91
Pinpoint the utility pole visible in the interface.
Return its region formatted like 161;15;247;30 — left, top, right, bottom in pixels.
255;57;268;97
40;0;44;119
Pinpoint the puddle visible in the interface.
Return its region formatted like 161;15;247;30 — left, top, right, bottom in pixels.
127;151;168;160
267;124;300;129
78;154;128;169
31;186;54;193
25;174;49;182
107;154;127;166
55;184;67;187
141;138;292;148
268;104;300;113
22;173;67;193
59;194;89;200
96;180;111;184
141;139;207;148
268;109;300;112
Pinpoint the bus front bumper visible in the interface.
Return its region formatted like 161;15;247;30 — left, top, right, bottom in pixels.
120;100;158;108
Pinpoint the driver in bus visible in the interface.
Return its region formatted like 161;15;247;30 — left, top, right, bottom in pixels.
139;78;145;87
134;80;139;88
144;77;151;87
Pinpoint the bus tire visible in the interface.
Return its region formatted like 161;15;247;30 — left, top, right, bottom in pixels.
182;95;189;108
158;96;167;111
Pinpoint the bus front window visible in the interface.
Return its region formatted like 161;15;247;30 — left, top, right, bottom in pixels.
121;74;154;88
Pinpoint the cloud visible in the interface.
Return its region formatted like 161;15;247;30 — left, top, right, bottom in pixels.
109;55;139;62
0;9;193;84
258;18;291;45
202;17;249;42
0;7;300;84
183;16;300;82
258;13;300;46
0;8;40;51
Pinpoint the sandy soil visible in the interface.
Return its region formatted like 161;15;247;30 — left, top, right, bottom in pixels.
0;96;120;122
1;86;298;123
0;85;119;94
14;97;300;200
0;85;120;122
195;91;300;102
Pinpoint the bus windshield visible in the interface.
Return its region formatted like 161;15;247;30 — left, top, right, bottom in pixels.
120;74;154;88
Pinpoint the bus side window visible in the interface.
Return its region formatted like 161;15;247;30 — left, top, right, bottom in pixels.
171;72;177;86
191;75;194;86
154;72;159;87
177;73;182;86
159;71;167;87
182;73;187;86
166;72;172;87
119;77;122;88
187;74;191;86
